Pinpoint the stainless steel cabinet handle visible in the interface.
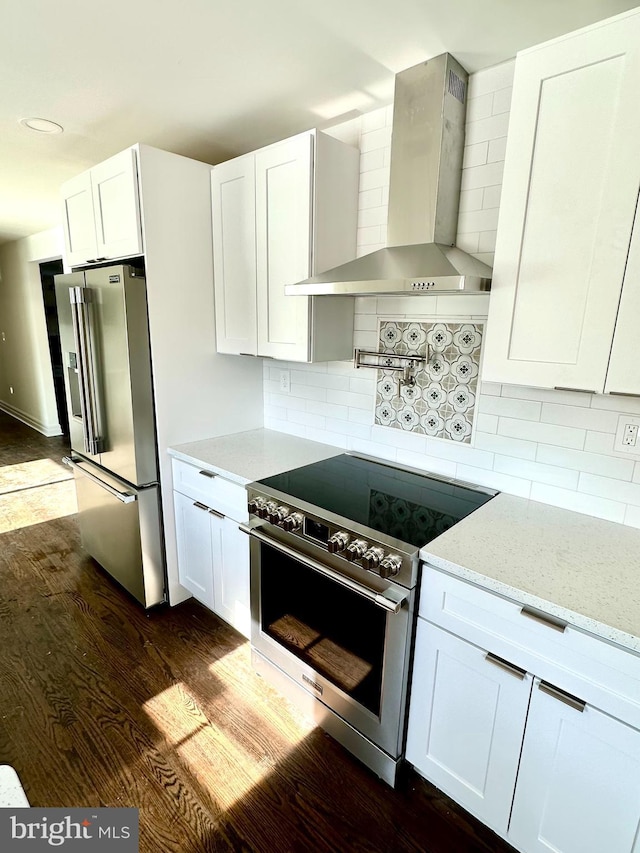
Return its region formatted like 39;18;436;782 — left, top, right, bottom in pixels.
484;652;527;680
520;606;567;633
193;501;209;511
198;470;217;479
208;508;224;519
539;681;586;713
240;523;406;614
70;287;103;455
608;391;640;398
554;386;597;394
62;456;136;504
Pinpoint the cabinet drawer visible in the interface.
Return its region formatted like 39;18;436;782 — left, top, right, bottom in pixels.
420;564;640;729
171;458;248;522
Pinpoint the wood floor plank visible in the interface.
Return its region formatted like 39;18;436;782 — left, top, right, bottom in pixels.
0;412;515;852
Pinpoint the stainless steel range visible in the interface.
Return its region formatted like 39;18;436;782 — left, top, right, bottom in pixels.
242;453;496;786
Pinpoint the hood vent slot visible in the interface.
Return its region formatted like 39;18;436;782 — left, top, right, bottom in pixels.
448;70;467;103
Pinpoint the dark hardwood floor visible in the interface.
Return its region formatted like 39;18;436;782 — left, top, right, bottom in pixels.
0;412;516;852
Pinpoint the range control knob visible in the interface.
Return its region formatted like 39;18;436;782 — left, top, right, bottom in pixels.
248;497;266;516
327;531;349;554
268;505;290;525
361;547;385;571
345;539;368;561
260;500;278;520
283;512;304;532
379;554;402;579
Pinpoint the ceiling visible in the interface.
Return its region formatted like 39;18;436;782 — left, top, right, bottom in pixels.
1;0;637;245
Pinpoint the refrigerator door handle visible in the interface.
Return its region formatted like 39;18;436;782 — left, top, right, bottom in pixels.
63;456;137;504
69;286;103;456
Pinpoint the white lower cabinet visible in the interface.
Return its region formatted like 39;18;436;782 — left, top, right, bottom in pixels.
510;680;640;853
172;459;250;638
407;566;640;853
406;620;532;836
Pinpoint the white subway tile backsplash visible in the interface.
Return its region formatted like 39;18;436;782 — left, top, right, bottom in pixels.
457;207;500;233
466;92;494;122
354;297;377;314
433;295;490;316
623;505;640;528
290;370;349;391
358;187;383;209
492;87;513;115
359;167;390;193
501;385;592;407
459;188;484;212
476;413;498;434
456;232;480;254
579;473;640;507
467;60;515;99
306;427;348;449
479;395;541;421
465;113;510;145
541;402;618;433
482;185;502;209
463;141;489;168
535;444;634;480
349;376;376;395
289;410;326;428
479;381;502;396
360;149;385;173
584;431;615;454
487;137;508;163
347;436;398;462
360;126;392;153
530;483;626;523
475;431;538;461
360;108;387;133
357;225;385;246
498;417;585;449
349;408;373;425
590;394;640;415
290;383;326;402
456;464;532;498
358;206;388;228
395;449;458;478
371;425;426;454
633;463;640;485
478;231;497;253
493;456;579;489
425;438;494;469
353;330;378;349
354;313;378;332
307;399;348;420
325;417;371;439
461;161;505;191
269;393;306;411
327;389;372;410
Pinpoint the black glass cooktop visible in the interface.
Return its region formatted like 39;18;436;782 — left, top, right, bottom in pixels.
256;454;496;548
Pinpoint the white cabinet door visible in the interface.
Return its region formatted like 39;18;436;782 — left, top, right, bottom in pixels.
91;148;143;261
605;193;640;395
211;154;258;355
61;171;99;266
212;516;250;639
509;678;640;853
484;10;640;391
406;620;533;836
255;132;313;361
173;491;215;610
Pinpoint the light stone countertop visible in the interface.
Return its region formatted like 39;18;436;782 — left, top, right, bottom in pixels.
0;765;29;807
168;429;342;486
420;492;640;654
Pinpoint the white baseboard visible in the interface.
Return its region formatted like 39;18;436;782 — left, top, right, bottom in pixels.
0;401;62;437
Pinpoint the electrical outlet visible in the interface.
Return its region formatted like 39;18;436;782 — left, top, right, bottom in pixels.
279;369;291;394
614;415;640;454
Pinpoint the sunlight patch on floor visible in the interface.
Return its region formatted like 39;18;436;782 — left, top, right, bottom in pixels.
0;479;77;533
143;669;311;810
0;457;71;495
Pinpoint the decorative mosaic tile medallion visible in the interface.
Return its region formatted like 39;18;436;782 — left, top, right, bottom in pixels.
375;320;483;443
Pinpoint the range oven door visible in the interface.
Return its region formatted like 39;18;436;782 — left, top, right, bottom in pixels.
247;523;415;760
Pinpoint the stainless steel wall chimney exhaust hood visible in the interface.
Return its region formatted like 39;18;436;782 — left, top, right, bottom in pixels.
285;53;492;297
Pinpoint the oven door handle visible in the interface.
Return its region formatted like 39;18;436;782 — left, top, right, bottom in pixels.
240;523;407;614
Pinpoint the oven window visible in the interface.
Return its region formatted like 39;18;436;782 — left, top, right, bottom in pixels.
260;543;386;716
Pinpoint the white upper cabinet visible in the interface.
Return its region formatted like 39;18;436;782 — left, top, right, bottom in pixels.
61;148;143;267
483;9;640;393
211;129;359;362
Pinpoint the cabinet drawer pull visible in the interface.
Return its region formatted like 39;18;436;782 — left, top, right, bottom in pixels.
193;501;209;511
199;470;217;479
553;386;597;394
520;606;567;633
608;391;640;398
208;508;224;519
539;681;585;713
484;652;527;680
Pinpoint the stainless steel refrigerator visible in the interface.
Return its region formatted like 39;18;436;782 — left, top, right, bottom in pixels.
55;264;166;608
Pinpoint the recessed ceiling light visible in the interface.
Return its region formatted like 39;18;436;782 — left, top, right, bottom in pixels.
19;117;64;134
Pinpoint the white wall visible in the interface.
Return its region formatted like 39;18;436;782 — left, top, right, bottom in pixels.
0;227;64;435
264;60;640;529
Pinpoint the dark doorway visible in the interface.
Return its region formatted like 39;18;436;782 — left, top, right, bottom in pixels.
39;260;69;436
